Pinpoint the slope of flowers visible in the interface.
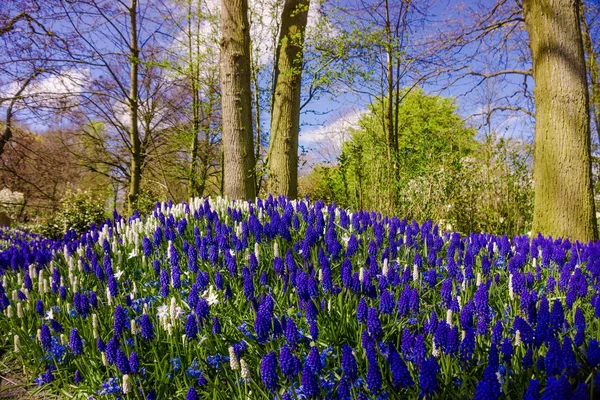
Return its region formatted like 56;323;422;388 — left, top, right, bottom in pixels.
0;196;599;399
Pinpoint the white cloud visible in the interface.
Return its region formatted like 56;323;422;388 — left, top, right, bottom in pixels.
6;68;90;110
300;108;365;168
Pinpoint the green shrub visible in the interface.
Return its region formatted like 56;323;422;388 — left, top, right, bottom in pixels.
132;186;160;215
27;190;107;238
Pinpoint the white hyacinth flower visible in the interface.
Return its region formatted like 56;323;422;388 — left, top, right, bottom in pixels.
382;258;389;276
432;340;440;358
14;335;20;352
122;374;131;394
240;359;251;379
413;264;419;282
93;314;99;339
229;346;240;370
169;297;177;321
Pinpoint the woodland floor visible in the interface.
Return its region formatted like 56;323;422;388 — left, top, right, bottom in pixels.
0;357;52;399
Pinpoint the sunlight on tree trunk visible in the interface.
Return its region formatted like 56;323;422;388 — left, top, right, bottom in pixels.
220;0;257;200
127;0;141;214
267;0;310;199
524;0;598;241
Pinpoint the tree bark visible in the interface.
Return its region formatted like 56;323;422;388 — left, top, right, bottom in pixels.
220;0;257;200
523;0;598;241
267;0;310;199
188;0;201;198
580;1;600;146
127;0;141;214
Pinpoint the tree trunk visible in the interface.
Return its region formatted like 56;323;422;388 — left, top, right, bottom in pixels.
524;0;598;241
188;0;201;198
384;0;396;212
267;0;310;199
580;1;600;145
127;0;141;214
251;46;263;193
220;0;256;200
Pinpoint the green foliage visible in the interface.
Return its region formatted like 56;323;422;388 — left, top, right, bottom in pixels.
132;185;160;216
33;190;107;238
300;89;534;236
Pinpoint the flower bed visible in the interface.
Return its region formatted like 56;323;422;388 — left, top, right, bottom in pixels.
0;197;598;399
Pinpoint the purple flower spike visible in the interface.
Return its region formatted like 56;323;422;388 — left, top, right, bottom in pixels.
69;328;83;355
260;351;278;393
186;387;199;400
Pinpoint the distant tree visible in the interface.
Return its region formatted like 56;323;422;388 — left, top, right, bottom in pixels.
0;0;71;158
304;89;477;212
316;0;432;212
57;0;182;213
581;1;600;145
0;126;109;216
161;0;222;198
300;89;534;235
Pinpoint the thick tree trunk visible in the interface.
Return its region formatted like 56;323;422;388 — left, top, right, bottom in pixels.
220;0;256;200
127;0;141;214
524;0;598;241
580;1;600;145
267;0;310;199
